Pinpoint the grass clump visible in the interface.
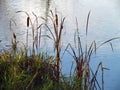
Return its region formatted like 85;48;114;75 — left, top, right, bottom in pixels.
0;50;86;90
0;50;56;90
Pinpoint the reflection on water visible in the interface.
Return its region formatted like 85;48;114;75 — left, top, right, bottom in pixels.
0;0;52;48
0;0;120;90
45;0;51;17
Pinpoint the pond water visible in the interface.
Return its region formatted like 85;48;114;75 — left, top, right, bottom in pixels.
0;0;120;90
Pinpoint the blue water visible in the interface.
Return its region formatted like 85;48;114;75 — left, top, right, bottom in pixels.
0;0;120;90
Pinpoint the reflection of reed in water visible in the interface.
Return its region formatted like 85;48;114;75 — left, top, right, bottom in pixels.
45;0;51;20
41;0;52;49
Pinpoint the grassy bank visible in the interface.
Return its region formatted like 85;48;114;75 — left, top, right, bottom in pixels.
0;50;92;90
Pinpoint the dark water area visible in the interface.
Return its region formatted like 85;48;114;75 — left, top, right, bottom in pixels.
0;0;120;90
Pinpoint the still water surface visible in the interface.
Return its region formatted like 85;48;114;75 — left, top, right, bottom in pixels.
0;0;120;89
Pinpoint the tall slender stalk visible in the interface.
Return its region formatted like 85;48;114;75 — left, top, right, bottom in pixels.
26;16;29;49
38;10;65;82
16;11;35;55
50;11;65;82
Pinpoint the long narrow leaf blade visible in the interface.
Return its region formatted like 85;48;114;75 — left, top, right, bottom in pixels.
86;11;91;36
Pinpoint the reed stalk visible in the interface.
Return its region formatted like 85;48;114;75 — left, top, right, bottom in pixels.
37;10;65;82
62;11;119;89
16;11;35;55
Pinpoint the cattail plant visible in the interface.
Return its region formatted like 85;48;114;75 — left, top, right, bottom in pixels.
12;32;17;53
62;11;119;90
9;19;17;53
16;11;35;55
38;10;65;82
